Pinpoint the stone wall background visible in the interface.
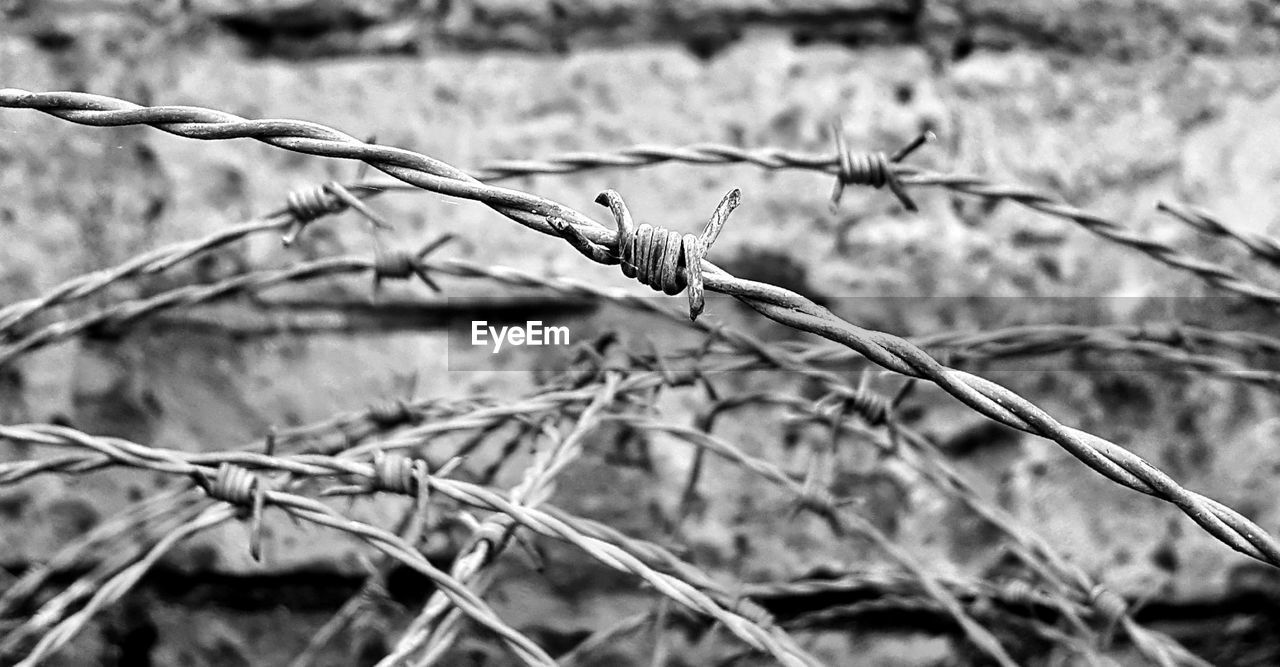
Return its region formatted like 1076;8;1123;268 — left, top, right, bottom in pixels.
3;1;1280;665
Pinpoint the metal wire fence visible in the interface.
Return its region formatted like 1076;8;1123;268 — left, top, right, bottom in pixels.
1;88;1278;665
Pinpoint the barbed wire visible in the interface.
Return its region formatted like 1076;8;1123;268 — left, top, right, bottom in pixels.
0;244;1269;655
0;422;825;666
383;374;622;666
615;417;1019;666
1;89;1274;572
5;89;1274;665
364;138;1280;310
0;348;1198;660
6;242;1280;404
14;504;238;667
708;391;1198;666
0;217;290;339
1157;200;1280;270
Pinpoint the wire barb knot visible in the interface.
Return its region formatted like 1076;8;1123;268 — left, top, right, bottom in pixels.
1088;585;1127;627
283;181;394;247
367;398;418;428
194;463;268;561
819;387;892;427
830;120;933;212
371;451;427;496
286;183;345;224
372;234;455;295
549;188;740;320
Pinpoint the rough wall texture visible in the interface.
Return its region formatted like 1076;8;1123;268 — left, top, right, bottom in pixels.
3;2;1280;665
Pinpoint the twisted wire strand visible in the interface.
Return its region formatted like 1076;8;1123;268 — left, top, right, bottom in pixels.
618;417;1019;667
264;487;558;667
0;487;197;619
0;256;372;367
0;504;207;658
14;504;236;667
436;141;1280;310
2;91;1276;572
701;389;1187;665
0;424;820;667
389;140;1280;308
0;412;746;609
0;215;290;339
827;410;1192;665
895;165;1280;310
14;505;235;667
1;409;1203;665
422;258;1280;390
1157;200;1280;270
0;431;556;666
387;374;624;667
0;373;1177;660
123;253;1280;392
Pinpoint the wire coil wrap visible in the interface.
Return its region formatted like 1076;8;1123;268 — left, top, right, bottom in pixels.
549;189;740;320
371;451;424;496
286;183;345;224
282;181;392;246
830;120;933;212
197;463;267;561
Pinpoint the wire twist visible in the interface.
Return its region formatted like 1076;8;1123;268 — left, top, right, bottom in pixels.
195;463;268;561
366;398;417;428
285;183;345;224
371;234;454;294
831;121;933;212
1089;585;1128;627
1157;200;1280;269
3;89;1276;573
282;181;391;246
550;189;739;320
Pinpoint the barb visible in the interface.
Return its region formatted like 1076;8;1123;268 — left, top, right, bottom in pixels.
1156;200;1280;270
282;180;393;246
386;375;621;665
550;189;741;321
192;462;268;561
829;120;932;211
2;424;819;667
371;234;454;295
2;90;1277;573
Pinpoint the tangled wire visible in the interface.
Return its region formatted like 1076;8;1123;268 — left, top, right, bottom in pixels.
2;87;1277;666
